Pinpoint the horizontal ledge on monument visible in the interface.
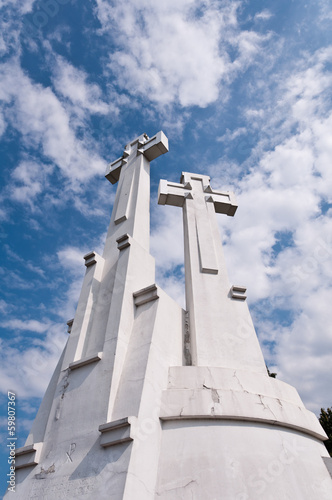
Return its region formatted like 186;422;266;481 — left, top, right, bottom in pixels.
15;442;43;469
16;443;40;456
69;352;103;371
159;414;326;441
202;266;218;275
116;233;131;250
133;284;159;306
230;285;247;300
98;417;136;448
83;251;97;267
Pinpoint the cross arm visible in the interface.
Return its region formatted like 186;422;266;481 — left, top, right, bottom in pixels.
158;179;193;207
207;191;238;216
105;155;128;184
138;131;169;161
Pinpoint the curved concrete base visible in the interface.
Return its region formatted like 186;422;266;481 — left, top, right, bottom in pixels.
155;420;332;500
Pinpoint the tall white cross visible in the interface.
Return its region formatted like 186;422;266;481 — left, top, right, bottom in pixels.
159;172;237;274
103;131;168;254
158;172;266;371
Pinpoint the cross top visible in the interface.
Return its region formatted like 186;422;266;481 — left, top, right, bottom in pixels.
158;172;238;275
105;131;168;184
103;131;169;247
159;172;237;217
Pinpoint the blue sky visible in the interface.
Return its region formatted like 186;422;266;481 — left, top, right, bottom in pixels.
0;0;332;494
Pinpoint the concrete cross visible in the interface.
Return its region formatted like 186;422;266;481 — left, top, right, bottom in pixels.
106;131;168;225
158;172;237;274
103;131;168;254
158;172;239;366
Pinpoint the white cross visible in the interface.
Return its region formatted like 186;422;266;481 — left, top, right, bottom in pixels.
158;172;237;274
158;172;239;366
106;131;168;225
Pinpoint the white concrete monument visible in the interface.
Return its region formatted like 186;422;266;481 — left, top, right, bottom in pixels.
8;133;332;499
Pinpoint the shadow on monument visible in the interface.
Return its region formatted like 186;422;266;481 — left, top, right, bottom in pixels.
69;438;132;496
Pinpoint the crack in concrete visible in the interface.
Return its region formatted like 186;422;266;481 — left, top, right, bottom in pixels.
127;470;152;495
55;369;70;421
156;479;197;495
257;394;278;420
232;370;249;393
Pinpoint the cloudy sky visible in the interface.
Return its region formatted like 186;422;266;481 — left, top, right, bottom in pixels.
0;0;332;491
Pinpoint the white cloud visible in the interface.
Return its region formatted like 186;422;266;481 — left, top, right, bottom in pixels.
0;324;67;398
0;0;36;14
96;0;269;108
151;204;185;306
9;160;50;208
0;299;11;315
317;0;332;23
57;245;87;272
0;58;105;185
0;206;8;220
274;289;332;414
151;205;184;269
51;54;113;115
217;127;247;143
0;318;51;333
156;271;185;309
254;9;273;21
56;245;87;320
73;195;109;218
54;232;110;320
231;30;272;72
